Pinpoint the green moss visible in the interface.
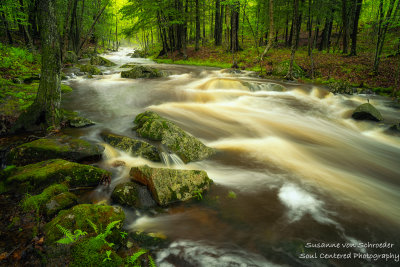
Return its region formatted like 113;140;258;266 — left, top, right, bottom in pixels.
273;60;304;78
90;56;116;67
133;111;214;163
100;132;160;161
7;136;103;166
121;66;163;79
21;184;68;212
45;192;78;217
6;159;110;193
44;204;125;245
61;84;73;94
79;64;102;75
111;182;139;207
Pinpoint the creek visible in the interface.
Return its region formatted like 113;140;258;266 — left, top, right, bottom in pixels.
62;48;400;266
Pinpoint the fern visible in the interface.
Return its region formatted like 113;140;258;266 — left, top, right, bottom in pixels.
56;224;87;244
86;218;98;234
127;249;148;265
103;250;112;262
148;254;156;267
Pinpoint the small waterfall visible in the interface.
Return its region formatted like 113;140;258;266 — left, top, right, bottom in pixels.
160;151;185;167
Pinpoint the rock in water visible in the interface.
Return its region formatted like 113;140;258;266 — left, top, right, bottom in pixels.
121;65;163;79
44;204;125;244
6;136;104;166
100;132;160;162
111;181;156;209
273;60;304;78
79;64;102;75
130;165;212;206
352;103;383;121
90;56;116;66
133;111;214;163
4;159;110;193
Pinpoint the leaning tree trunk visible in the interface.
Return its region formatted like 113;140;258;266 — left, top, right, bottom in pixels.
11;0;61;133
261;0;275;60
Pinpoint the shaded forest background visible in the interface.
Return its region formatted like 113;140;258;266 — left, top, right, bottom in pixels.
1;0;400;92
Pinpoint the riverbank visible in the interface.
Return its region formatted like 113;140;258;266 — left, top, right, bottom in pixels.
149;45;400;99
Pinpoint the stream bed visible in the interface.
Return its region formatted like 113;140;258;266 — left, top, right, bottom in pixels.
62;48;400;266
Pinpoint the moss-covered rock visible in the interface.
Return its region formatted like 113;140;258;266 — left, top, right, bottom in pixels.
21;184;69;212
120;63;137;68
133;111;214;163
130;165;212;206
90;56;116;67
45;192;78;217
70;237;123;267
351;103;383;121
121;66;163;79
111;182;139;207
130;50;146;58
273;60;304;78
61;84;73;94
7;136;104;166
129;231;168;249
5;159;110;193
327;81;354;94
385;123;400;136
44;204;125;245
100;132;160;162
79;64;102;75
69;116;95;128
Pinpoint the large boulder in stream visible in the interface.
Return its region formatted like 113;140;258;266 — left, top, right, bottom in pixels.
130;165;212;206
273;60;304;78
79;64;102;75
44;204;125;244
100;132;160;162
6;136;104;166
111;181;156;209
351;103;383;121
3;159;110;193
90;56;116;66
133;111;214;163
121;65;163;79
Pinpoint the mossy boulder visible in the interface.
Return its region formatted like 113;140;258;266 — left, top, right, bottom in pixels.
69;116;95;128
61;84;73;94
21;183;77;217
90;56;116;67
70;237;124;267
133;111;214;163
44;204;125;245
121;66;163;79
351;103;383;121
130;165;212;206
100;132;160;162
130;50;146;58
7;136;104;166
79;64;102;75
273;60;304;78
385;123;400;136
111;182;139;207
120;63;137;68
5;159;110;193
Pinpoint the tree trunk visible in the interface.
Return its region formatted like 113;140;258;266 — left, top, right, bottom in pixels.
215;0;222;45
12;0;62;133
230;0;240;53
286;0;299;80
349;0;362;56
261;0;274;60
341;0;350;54
0;10;13;44
195;0;200;51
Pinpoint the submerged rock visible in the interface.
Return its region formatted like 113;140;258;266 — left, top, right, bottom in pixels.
44;204;125;244
69;116;95;128
7;135;103;166
4;159;110;193
385;123;400;136
79;64;102;75
130;165;212;206
133;111;214;163
351;103;383;121
90;56;116;66
120;63;138;68
121;65;163;79
130;50;146;58
111;181;156;209
100;132;160;161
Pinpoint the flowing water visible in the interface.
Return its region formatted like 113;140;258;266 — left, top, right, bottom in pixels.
62;48;400;266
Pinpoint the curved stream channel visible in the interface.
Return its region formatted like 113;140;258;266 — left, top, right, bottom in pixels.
62;48;400;266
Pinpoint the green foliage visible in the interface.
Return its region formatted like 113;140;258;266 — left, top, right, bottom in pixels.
228;191;237;199
56;224;88;244
21;184;69;212
120;231;128;239
193;190;203;200
126;249;148;265
103;250;112;262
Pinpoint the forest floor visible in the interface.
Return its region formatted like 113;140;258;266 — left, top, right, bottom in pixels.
151;44;400;98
